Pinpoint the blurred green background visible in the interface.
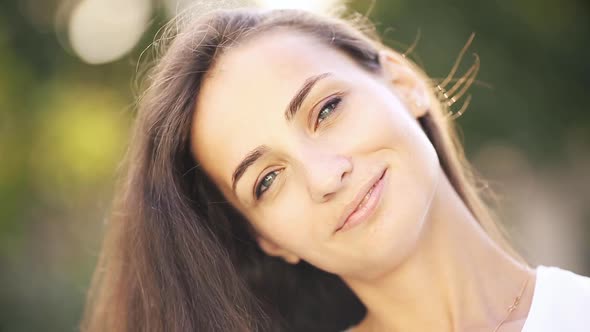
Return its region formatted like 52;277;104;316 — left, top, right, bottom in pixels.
1;0;588;331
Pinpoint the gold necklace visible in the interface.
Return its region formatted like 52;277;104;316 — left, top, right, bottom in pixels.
491;271;531;332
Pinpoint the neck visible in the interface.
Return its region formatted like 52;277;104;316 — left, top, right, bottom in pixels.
342;171;537;332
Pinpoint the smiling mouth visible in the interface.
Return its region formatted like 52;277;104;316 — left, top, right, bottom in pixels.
335;168;387;233
352;174;381;212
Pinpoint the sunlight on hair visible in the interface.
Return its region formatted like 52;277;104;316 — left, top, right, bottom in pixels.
254;0;344;13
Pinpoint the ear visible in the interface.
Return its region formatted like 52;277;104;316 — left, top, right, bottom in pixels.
257;235;301;265
378;49;430;118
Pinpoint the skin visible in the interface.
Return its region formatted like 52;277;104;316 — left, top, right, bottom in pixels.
190;29;536;332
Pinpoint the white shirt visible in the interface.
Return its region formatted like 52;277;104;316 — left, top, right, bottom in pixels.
341;265;590;332
521;265;590;332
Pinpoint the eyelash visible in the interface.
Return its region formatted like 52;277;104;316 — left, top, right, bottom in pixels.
254;95;344;200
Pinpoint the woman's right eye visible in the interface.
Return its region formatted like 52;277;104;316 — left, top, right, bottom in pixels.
254;170;279;200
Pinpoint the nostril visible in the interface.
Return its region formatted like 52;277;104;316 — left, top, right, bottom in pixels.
341;168;351;181
323;191;336;201
340;156;353;181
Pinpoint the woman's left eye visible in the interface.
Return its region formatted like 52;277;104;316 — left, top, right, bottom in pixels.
314;96;342;130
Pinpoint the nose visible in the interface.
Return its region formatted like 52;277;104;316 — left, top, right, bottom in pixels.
301;148;353;202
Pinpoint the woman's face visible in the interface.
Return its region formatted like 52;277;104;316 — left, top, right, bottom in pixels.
191;29;441;280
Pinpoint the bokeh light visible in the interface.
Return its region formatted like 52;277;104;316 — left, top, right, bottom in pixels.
68;0;151;64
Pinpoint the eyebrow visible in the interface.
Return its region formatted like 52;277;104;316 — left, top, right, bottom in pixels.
285;72;331;121
231;72;331;194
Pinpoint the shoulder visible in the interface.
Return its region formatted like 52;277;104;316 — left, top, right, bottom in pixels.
522;265;590;332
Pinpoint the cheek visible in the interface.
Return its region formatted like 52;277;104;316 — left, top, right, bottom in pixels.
350;88;408;135
253;190;318;250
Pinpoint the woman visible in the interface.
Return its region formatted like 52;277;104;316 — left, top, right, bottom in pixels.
81;7;590;332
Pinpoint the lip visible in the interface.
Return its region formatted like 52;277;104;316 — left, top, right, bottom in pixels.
334;167;387;233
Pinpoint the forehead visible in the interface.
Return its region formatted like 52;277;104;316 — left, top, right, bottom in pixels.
190;29;367;193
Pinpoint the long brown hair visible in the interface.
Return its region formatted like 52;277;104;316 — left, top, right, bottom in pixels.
81;7;528;332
